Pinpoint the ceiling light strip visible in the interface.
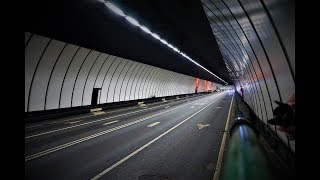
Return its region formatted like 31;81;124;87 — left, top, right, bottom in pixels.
102;0;227;84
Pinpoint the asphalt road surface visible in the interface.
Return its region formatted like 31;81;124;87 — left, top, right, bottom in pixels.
25;91;234;180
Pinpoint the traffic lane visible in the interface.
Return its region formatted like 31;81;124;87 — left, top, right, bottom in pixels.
100;93;232;180
24;97;180;132
25;96;194;156
25;94;207;136
25;93;208;138
24;94;206;132
25;93;226;179
24;98;173;129
25;93;219;157
25;93;227;179
25;93;223;159
25;113;94;129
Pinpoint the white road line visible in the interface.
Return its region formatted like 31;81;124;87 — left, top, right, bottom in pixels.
49;114;94;125
90;94;224;180
194;103;205;106
25;104;188;162
65;120;82;125
213;95;234;180
147;122;160;127
25;95;206;139
113;97;184;112
103;120;119;126
26;96;192;128
25;124;43;129
164;106;170;109
92;111;105;116
197;123;210;130
90;108;102;112
216;107;222;109
190;106;195;108
25;94;223;162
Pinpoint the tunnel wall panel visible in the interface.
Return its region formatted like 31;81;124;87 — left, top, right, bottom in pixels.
60;47;90;108
131;64;147;100
46;44;79;110
25;32;32;46
144;67;160;98
100;57;122;104
107;59;129;103
72;51;100;107
25;35;50;111
93;54;116;98
114;60;134;102
29;40;66;111
82;53;109;106
122;62;141;101
126;63;144;101
25;32;216;113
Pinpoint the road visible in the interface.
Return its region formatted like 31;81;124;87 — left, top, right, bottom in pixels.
25;91;234;180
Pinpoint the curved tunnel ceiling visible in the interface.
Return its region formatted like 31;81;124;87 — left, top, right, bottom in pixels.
25;0;232;84
198;0;295;149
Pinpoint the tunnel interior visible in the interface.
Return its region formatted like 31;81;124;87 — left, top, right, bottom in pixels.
24;0;295;179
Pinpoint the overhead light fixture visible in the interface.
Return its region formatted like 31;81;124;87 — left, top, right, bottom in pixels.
172;47;180;53
100;0;227;84
104;1;126;17
140;26;151;34
159;38;168;45
167;43;174;49
151;33;160;40
180;52;186;57
125;16;141;27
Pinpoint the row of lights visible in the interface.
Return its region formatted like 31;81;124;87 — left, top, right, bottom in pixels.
99;0;228;85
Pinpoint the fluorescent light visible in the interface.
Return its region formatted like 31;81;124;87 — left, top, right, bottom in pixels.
105;2;126;17
151;33;160;40
180;52;189;59
125;16;141;27
159;38;168;45
172;47;180;52
180;52;186;56
169;45;179;52
140;26;151;34
102;1;227;84
180;53;227;83
167;43;174;49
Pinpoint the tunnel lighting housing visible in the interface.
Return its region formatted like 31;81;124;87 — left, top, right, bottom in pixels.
101;0;227;84
180;52;187;57
125;16;141;27
167;43;174;49
151;33;160;40
140;26;151;34
159;38;168;45
172;47;180;53
166;44;179;53
105;1;126;17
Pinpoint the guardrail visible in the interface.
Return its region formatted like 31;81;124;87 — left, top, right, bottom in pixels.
221;92;295;180
239;95;295;169
222;117;273;180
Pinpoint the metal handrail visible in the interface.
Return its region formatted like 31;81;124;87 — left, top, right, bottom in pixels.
222;117;273;180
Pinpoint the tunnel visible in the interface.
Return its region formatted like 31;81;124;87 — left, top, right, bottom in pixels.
25;0;295;179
